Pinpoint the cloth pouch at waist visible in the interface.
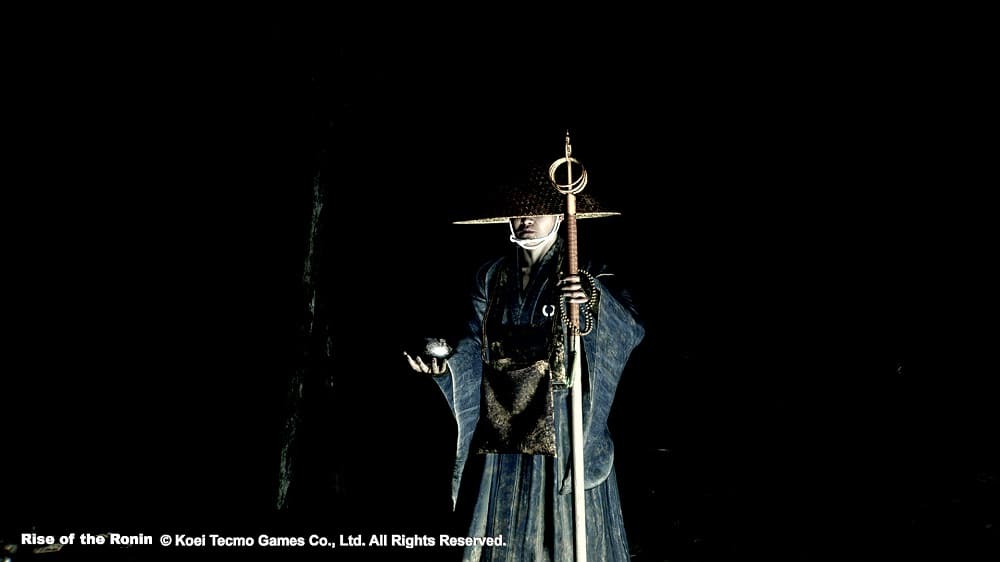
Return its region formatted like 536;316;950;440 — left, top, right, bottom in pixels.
472;358;557;456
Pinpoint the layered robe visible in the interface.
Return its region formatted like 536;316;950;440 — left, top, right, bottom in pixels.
434;237;644;561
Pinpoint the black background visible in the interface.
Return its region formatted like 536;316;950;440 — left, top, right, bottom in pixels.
4;8;996;561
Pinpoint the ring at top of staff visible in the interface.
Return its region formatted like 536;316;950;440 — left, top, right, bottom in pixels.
548;156;588;195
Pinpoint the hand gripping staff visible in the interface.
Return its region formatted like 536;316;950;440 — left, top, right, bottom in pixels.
548;131;590;562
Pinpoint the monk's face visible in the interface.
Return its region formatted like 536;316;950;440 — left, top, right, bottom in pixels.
509;215;559;240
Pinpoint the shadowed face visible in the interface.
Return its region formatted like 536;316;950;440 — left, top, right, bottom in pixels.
509;215;559;239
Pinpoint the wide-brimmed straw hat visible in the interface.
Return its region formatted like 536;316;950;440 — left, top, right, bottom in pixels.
453;163;620;224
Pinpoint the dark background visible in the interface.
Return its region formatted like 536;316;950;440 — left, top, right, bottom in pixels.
4;9;996;561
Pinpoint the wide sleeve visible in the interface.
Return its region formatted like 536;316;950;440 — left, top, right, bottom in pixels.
570;266;646;492
431;258;500;508
584;268;645;403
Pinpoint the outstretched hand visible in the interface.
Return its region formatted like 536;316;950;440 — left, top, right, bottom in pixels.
404;351;448;375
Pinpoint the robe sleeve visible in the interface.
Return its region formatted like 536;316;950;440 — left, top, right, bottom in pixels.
560;267;646;493
431;258;500;508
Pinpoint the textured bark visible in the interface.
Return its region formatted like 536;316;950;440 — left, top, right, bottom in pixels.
276;171;331;510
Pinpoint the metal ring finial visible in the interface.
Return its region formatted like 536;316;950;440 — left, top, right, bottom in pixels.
548;157;588;195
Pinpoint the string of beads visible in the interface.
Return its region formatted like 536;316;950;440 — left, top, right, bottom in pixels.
560;269;597;336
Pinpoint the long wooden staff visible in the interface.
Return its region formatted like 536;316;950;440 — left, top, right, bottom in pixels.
549;131;590;562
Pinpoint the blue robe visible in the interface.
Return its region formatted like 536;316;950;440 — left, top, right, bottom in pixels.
434;238;644;561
